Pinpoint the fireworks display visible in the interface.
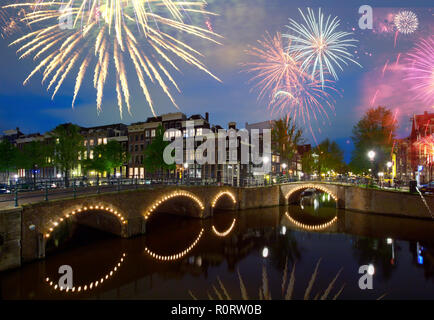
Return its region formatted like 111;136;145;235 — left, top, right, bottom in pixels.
243;32;337;139
4;0;222;117
394;10;419;34
283;7;361;87
404;36;434;105
0;5;24;38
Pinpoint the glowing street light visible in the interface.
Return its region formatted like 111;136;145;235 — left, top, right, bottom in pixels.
56;173;62;179
262;247;269;258
387;161;393;168
282;163;287;170
115;172;121;178
367;150;376;161
263;156;270;164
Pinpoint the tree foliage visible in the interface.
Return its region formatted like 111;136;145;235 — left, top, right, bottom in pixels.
50;123;85;183
271;116;303;166
302;139;345;175
0;139;18;180
143;125;175;173
350;106;397;174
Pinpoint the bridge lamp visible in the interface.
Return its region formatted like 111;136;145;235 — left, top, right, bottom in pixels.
183;163;188;169
116;172;121;178
56;173;62;179
378;172;384;177
282;163;287;170
263;156;270;164
262;247;269;258
367;150;376;161
387;161;393;169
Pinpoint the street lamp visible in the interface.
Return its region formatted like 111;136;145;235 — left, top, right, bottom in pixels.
282;163;287;170
56;173;62;179
263;156;270;164
367;150;376;186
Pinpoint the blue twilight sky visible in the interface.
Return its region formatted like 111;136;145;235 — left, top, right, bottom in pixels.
0;0;433;162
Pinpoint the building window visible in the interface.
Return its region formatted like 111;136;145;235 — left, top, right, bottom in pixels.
89;150;94;159
90;139;94;146
151;129;156;137
145;130;150;137
196;128;202;136
103;138;107;144
135;135;138;141
84;140;87;146
135;145;138;152
140;134;144;140
140;144;144;151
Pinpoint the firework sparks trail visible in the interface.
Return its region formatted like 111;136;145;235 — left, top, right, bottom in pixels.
283;7;361;87
242;32;338;140
370;89;379;107
382;59;389;78
5;0;222;117
404;36;434;105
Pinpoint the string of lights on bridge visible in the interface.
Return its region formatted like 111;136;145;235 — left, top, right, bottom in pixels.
284;212;338;231
144;191;205;220
45;253;126;293
212;218;237;237
45;205;127;239
144;228;204;261
211;191;237;208
285;184;338;202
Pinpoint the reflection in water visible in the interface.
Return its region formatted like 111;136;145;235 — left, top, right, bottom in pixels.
144;229;204;261
44;253;126;293
1;192;434;300
212;218;237;237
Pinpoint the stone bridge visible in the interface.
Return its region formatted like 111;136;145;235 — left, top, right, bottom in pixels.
1;181;433;270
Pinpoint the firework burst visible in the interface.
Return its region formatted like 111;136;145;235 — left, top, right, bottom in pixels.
242;32;338;139
404;36;434;105
283;7;361;87
5;0;222;117
394;10;419;34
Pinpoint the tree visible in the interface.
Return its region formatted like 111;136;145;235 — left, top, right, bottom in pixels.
82;141;129;178
16;140;52;187
50;123;85;187
302;139;345;176
350;106;397;175
143;125;175;175
271;116;303;168
0;139;18;183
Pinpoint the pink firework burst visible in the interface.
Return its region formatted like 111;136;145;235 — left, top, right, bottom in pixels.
242;32;338;139
404;36;434;105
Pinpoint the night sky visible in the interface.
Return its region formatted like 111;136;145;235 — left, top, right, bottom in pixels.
0;0;433;162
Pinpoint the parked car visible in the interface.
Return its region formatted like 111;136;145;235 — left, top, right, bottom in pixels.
418;181;434;194
0;184;11;194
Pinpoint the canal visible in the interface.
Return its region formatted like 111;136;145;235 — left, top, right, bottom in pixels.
1;191;433;299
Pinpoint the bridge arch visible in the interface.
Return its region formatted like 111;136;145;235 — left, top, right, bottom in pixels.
44;204;127;240
144;228;204;261
211;191;237;211
144;190;205;220
285;184;338;203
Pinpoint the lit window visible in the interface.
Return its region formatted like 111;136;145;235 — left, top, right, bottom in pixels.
103;138;107;144
145;130;150;137
84;141;87;146
189;128;195;137
196;128;202;136
151;129;156;137
176;130;182;138
89;150;94;159
98;138;102;145
90;139;94;146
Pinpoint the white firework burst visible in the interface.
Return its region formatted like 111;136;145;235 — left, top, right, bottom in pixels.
284;7;361;87
394;11;419;34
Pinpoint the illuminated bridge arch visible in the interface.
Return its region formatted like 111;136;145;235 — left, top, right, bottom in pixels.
284;212;338;231
211;191;237;210
285;184;338;203
44;204;127;239
45;253;126;293
144;228;204;261
144;190;205;220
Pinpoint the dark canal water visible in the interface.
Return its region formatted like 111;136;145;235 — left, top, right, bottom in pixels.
1;191;434;300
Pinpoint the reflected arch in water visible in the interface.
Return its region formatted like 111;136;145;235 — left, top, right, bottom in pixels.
211;191;237;210
44;204;127;239
144;228;204;261
285;184;338;203
284;212;338;231
144;190;205;220
211;218;237;237
44;253;126;293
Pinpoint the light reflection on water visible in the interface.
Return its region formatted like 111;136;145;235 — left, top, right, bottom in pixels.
1;191;434;300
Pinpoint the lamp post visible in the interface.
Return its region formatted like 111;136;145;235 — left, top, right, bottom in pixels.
387;161;393;187
367;150;376;186
263;156;269;185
